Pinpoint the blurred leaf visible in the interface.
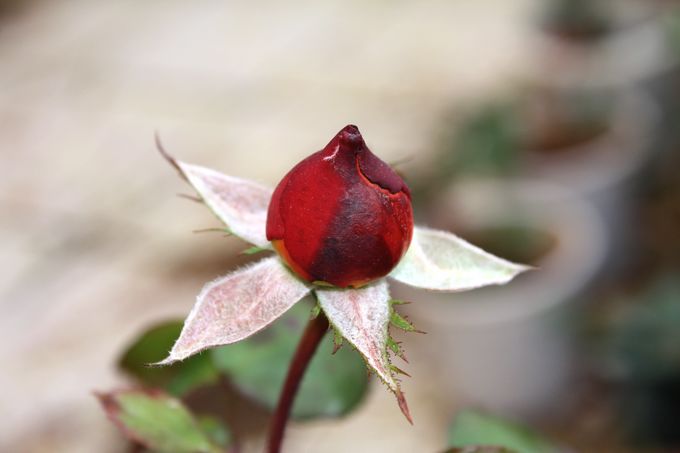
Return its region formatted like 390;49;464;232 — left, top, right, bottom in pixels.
443;447;515;453
211;300;369;420
197;416;232;450
119;321;219;397
665;8;680;56
449;410;557;453
97;389;230;453
411;102;520;206
600;274;680;381
443;102;520;178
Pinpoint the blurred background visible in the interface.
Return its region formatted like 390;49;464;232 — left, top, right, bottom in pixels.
1;0;680;451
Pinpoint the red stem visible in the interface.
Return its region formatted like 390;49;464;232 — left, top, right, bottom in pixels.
267;310;329;453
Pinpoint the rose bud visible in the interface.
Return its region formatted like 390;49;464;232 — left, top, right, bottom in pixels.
266;125;413;288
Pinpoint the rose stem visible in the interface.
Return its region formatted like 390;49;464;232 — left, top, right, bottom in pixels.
266;306;329;453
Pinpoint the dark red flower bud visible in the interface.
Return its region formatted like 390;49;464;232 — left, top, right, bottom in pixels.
266;125;414;288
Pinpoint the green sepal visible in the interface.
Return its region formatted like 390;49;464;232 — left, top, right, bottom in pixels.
309;303;321;319
192;227;233;236
240;245;269;255
390;310;424;333
312;280;336;288
332;327;344;354
387;336;408;362
387;336;400;355
389;299;411;306
390;364;411;378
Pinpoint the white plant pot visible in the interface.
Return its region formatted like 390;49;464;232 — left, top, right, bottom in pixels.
521;89;659;275
525;7;674;90
522;89;657;200
394;180;607;420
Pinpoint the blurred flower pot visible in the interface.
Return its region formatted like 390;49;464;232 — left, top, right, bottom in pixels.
529;1;671;89
423;87;657;275
520;88;658;275
520;88;656;198
394;180;607;420
644;7;680;171
540;0;612;44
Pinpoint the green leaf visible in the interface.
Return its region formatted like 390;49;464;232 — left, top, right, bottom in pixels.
119;321;219;397
97;389;229;453
211;300;368;419
449;410;557;453
197;416;232;450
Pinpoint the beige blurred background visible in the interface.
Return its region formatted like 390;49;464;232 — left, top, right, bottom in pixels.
2;0;679;452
